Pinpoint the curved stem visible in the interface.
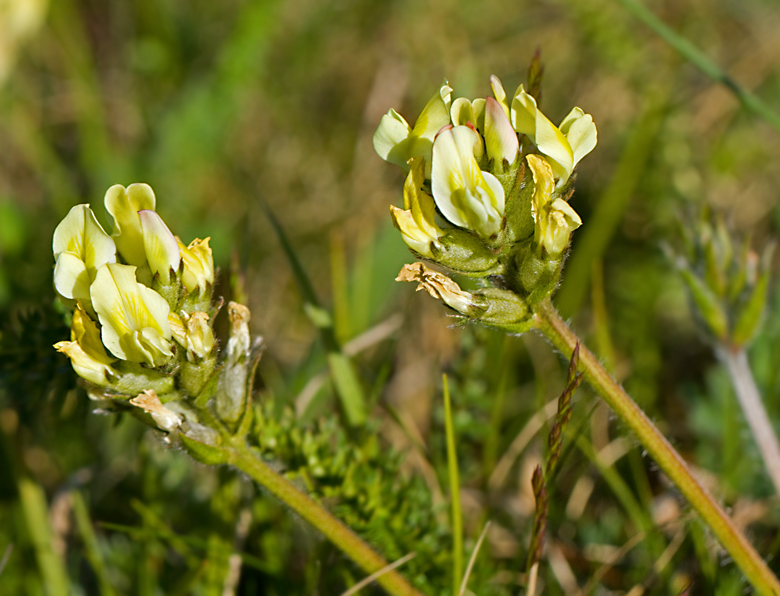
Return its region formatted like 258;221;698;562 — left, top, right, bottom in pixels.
717;346;780;497
534;298;780;596
225;438;423;596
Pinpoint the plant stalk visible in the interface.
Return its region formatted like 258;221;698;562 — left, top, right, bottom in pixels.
717;346;780;497
534;298;780;596
225;438;423;596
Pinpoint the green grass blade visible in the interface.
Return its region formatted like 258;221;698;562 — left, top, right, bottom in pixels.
617;0;780;133
72;491;117;596
17;476;69;596
443;374;463;594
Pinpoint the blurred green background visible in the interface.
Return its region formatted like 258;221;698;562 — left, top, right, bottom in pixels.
2;0;780;594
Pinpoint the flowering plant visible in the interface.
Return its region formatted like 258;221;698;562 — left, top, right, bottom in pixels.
52;183;258;448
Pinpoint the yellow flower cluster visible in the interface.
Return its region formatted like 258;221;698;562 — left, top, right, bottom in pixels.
53;184;215;387
374;76;596;260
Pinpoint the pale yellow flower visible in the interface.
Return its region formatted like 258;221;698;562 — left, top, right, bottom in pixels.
54;305;117;386
177;237;214;296
373;82;453;176
512;88;597;187
389;156;443;258
450;97;486;131
431;126;504;239
91;263;173;366
52;204;116;306
527;155;582;256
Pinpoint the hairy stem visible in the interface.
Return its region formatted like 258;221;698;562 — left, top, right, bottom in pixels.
225;438;423;596
717;346;780;497
534;298;780;596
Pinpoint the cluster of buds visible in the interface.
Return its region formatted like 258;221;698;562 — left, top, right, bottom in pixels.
374;75;597;328
52;184;260;454
669;211;773;349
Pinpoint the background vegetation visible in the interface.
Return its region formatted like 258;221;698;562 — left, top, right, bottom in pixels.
2;0;780;593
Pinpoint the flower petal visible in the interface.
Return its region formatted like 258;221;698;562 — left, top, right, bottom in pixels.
372;109;412;167
490;75;510;118
91;263;172;366
54;305;116;386
140;210;180;284
53;251;91;301
510;86;538;137
560;108;598;166
373;83;453;176
52;205;116;304
53;204;116;266
104;183;156;267
485;96;519;165
431;126;504;238
412;82;453;140
533;111;574;183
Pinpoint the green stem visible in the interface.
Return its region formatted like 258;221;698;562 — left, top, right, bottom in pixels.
534;298;780;596
224;438;423;596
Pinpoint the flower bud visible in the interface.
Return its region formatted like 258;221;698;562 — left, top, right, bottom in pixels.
169;310;215;362
484;96;519;170
217;302;252;426
178;237;214;298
